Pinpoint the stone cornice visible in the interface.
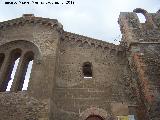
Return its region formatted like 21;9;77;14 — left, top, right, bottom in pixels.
0;14;62;30
63;31;124;52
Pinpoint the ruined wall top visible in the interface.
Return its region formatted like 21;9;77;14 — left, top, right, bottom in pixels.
119;8;160;47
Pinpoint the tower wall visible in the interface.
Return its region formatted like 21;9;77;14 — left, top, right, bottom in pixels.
119;8;160;120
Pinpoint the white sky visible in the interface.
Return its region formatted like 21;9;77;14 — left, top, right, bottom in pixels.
0;0;159;43
0;0;159;90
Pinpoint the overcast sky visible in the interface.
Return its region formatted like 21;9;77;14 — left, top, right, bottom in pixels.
1;0;159;90
0;0;159;44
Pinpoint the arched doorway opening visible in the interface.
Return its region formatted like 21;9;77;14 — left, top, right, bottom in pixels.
86;115;104;120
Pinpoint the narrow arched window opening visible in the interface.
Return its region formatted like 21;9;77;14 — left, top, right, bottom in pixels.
17;51;34;91
22;60;33;90
0;53;5;70
83;62;92;79
6;58;20;91
136;13;146;23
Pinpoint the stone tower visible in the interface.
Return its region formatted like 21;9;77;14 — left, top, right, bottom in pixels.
0;8;159;120
119;8;160;120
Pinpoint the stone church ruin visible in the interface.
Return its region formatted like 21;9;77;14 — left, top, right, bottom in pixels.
0;8;160;120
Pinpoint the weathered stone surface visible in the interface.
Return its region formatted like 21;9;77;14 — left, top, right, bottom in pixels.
0;91;49;120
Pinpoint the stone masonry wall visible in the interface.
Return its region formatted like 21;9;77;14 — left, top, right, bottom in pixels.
51;31;139;120
0;92;49;120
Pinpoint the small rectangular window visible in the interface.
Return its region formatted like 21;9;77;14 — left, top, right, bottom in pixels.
83;62;92;78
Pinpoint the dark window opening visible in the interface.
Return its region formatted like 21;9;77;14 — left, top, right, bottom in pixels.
6;57;20;91
83;62;92;78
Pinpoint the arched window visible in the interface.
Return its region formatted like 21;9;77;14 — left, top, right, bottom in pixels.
0;40;39;92
6;58;20;91
21;51;34;91
133;8;147;23
14;51;34;91
83;62;92;78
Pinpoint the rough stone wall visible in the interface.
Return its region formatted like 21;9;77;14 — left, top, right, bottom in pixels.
129;44;160;120
0;92;49;120
51;31;138;120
